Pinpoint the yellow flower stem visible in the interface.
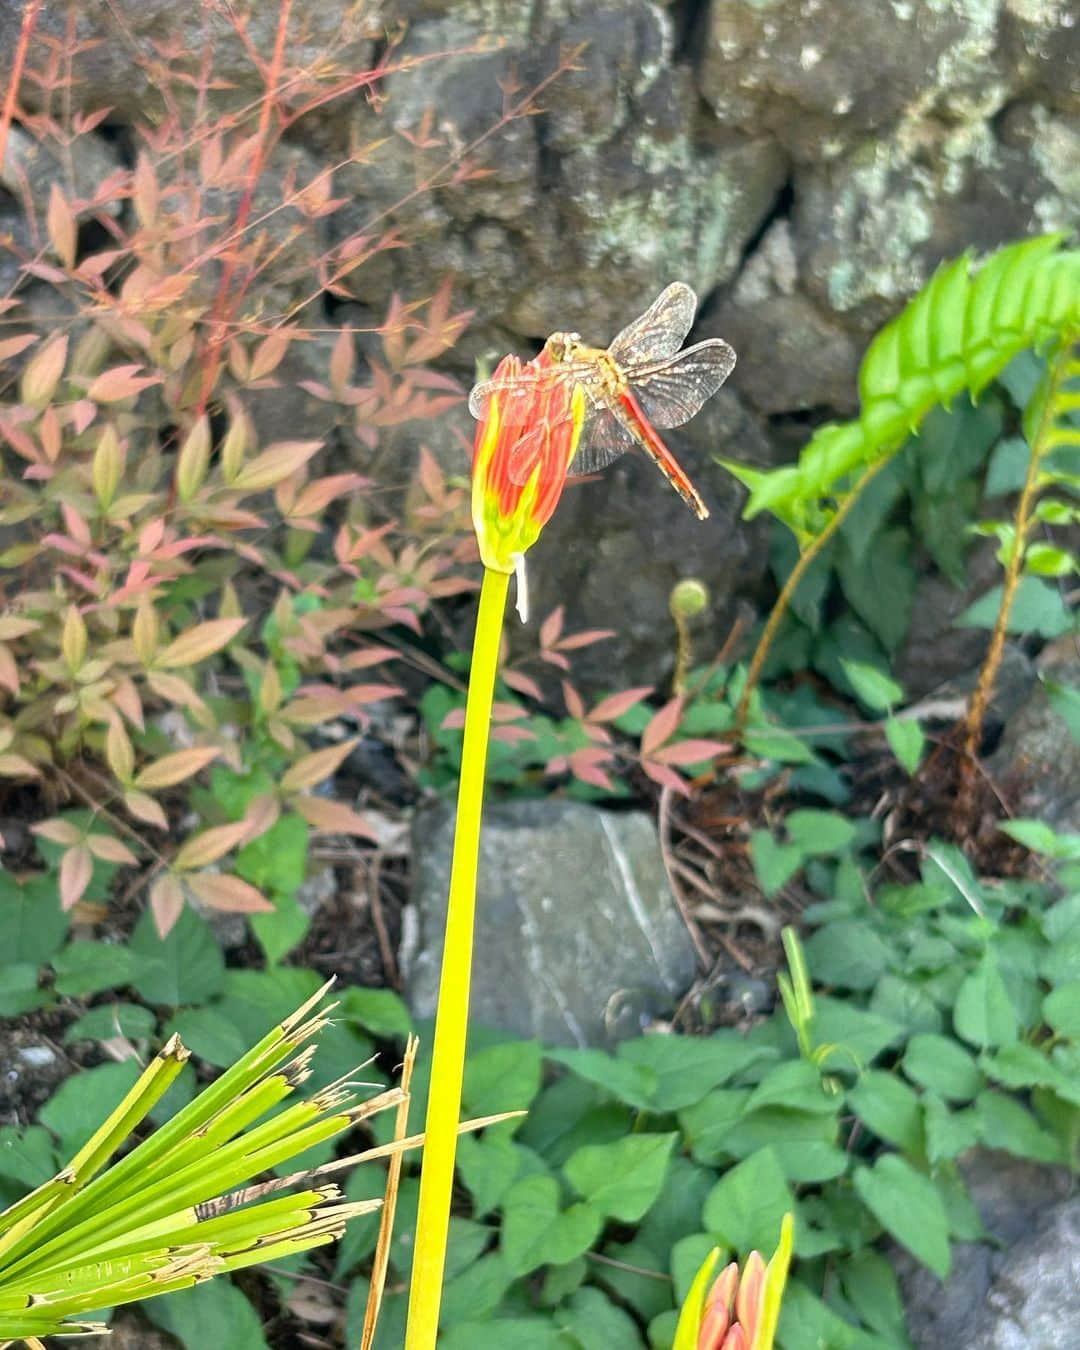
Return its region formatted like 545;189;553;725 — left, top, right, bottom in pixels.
405;564;511;1349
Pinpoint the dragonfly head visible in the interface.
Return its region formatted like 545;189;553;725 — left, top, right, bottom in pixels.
544;331;581;364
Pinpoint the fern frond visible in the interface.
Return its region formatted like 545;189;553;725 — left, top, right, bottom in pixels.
732;235;1080;533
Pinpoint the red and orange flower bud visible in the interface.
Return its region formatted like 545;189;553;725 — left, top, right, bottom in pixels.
674;1215;793;1350
470;349;586;575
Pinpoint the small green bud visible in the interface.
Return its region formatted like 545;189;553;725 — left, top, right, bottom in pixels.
670;578;709;619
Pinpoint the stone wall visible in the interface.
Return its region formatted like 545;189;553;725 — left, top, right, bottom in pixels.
2;0;1076;685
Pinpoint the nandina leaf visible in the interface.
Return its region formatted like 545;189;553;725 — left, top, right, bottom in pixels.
441;708;466;730
556;629;617;651
589;687;653;723
0;334;37;362
150;874;185;936
32;818;82;846
186;873;273;913
562;681;586;720
135;746;221;790
0;646;19;695
290;473;365;518
641;759;691;794
125;789;168;830
641;697;685;756
156;618;246;669
86;834;138;865
502;669;544;700
230;440;322;492
20;334;68;405
568;747;616;791
0;615;41;640
87;364;161;403
280;737;359;793
491;725;536;744
0;753;40;778
173;820;251;871
60;845;93;911
293;795;377;839
539;606;564;649
47;184;76;268
175;415;211;502
340;645;398;671
651;738;730;766
248;329;292;381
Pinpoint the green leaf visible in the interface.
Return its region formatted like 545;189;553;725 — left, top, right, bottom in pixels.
51;940;144;997
841;1249;909;1340
903;1033;983;1100
615;1031;775;1112
974;1090;1064;1163
957;576;1074;637
837;527;915;651
0;1125;57;1193
442;1251;516;1327
500;1175;603;1277
1044;981;1080;1041
981;1041;1080;1104
0;963;50;1015
464;1041;543;1132
786;810;858;855
235;812;309;895
1043;678;1080;743
984;434;1030;495
546;1047;656;1111
853;1155;951;1279
954;954;1019;1048
130;905;224;1006
722;1110;849;1184
885;713;924;774
457;1134;529;1218
637;1156;714;1260
145;1277;270;1350
166;1006;248;1067
813;996;906;1065
840;659;903;712
804;920;891;992
750;830;805;897
340;985;413;1040
251;891;310;965
679;1088;753;1166
555;1287;644;1349
743;1060;838;1115
998;818;1080;860
923;1093;980;1163
38;1060;143;1158
848;1070;925;1154
333;1165;387;1277
564;1132;677;1223
700;1147;794;1256
64;1002;157;1043
0;873;68;965
440;1319;570;1350
870;974;944;1035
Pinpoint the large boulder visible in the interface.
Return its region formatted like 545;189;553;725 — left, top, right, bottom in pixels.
403;798;699;1047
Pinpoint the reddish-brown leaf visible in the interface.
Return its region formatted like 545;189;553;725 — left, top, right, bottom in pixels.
556;629;617;651
539;606;564;650
651;738;731;766
173;819;251;871
187;873;273;913
230;440;322;492
124;790;169;830
290;473;365;518
641;759;691;794
150;874;185;936
20;334;68;406
491;725;536;745
134;746;221;790
86;833;138;865
280;737;359;793
32;818;82;846
156;618;246;669
248;330;291;382
293;795;378;840
87;364;161;403
562;681;586;721
502;669;544;701
0;753;40;778
0;334;37;363
60;845;93;910
641;697;685;756
47;184;76;268
589;687;653;724
568;747;616;791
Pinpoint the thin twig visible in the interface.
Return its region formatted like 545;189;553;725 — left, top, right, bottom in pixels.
657;785;711;970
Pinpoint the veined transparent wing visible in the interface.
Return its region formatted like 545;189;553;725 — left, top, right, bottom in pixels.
467;360;595;421
568;386;640;476
624;338;736;429
607;282;699;366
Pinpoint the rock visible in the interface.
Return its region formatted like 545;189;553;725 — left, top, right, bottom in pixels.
895;1149;1076;1348
987;644;1080;833
1;124;122;220
0;1029;67;1118
1000;0;1080;114
520;387;773;691
0;1;377;118
403;799;699;1047
794;108;1079;333
701;0;1005;163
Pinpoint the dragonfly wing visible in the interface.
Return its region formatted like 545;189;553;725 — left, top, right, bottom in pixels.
626;338;736;428
606;282;699;365
569;391;638;475
468;371;538;420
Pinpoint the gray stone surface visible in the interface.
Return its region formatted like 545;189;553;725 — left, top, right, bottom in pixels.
896;1150;1077;1349
403;799;699;1047
988;645;1080;834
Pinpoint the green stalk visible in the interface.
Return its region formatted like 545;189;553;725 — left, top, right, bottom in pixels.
405;565;510;1347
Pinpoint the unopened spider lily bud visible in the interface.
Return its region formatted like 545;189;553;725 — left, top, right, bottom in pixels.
470;350;586;575
674;1214;793;1350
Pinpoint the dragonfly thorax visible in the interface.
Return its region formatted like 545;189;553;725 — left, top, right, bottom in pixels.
544;331;581;363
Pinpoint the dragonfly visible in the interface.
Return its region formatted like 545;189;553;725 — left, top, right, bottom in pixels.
468;282;736;520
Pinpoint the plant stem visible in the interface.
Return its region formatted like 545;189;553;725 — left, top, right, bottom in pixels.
960;339;1072;767
404;565;510;1349
735;457;890;730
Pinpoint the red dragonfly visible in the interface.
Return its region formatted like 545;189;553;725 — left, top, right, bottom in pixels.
468;282;735;520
